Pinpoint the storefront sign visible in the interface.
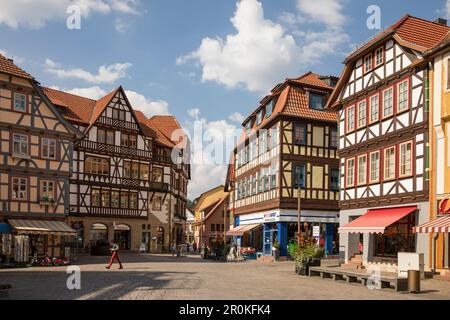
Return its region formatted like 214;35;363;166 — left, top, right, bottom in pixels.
312;226;320;238
71;221;84;230
263;213;277;223
439;199;450;214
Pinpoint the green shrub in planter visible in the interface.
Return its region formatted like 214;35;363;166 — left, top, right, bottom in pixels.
294;244;324;276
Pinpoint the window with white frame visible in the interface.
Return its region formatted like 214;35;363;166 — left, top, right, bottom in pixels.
347;105;355;132
364;54;373;72
41;180;55;200
13;133;28;156
259;131;267;154
358;155;367;185
397;80;409;112
375;47;383;67
12;177;27;200
383;87;394;118
384;146;396;180
370;94;379;123
41;138;56;159
399;141;413;177
13;93;26;112
270;164;276;190
256;110;263;125
358;101;367;128
252;175;256;195
369;151;380;183
346;158;355;187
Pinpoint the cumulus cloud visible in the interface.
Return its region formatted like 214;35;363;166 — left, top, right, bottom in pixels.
187;108;201;120
45;59;132;84
228;112;245;124
0;0;140;29
177;0;350;93
125;90;170;117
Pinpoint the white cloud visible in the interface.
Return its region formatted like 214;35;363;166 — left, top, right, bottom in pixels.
228;112;245;123
187;108;201;119
177;0;301;93
0;49;25;64
125;90;170;117
178;0;351;93
45;59;132;84
67;86;107;100
296;0;345;28
0;0;139;29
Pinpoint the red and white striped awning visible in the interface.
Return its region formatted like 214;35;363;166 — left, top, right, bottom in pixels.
413;215;450;233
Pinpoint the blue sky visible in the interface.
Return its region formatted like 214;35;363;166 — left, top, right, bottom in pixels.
1;0;449;197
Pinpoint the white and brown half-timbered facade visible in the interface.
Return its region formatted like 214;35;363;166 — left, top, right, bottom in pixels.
0;54;80;260
229;73;340;258
328;15;450;270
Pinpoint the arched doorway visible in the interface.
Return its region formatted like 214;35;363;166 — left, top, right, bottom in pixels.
89;223;108;247
114;224;131;250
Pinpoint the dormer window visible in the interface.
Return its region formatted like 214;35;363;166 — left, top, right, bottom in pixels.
256;110;263;126
309;93;325;110
266;100;273;118
245;121;252;135
364;54;373;73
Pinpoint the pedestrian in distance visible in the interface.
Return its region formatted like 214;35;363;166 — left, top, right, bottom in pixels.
171;242;176;256
106;242;123;270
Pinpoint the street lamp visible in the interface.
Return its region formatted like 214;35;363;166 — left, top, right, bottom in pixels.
297;172;303;246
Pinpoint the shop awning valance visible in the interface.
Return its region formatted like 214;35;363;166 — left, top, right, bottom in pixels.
227;224;260;236
339;206;417;234
8;219;77;236
413;215;450;233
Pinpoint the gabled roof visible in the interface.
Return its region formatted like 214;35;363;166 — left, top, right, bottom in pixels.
202;195;228;222
327;15;450;109
238;72;337;146
346;15;450;63
148;115;188;148
0;53;33;80
89;88;119;125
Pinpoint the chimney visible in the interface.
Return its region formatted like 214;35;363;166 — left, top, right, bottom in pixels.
7;58;13;63
434;18;448;26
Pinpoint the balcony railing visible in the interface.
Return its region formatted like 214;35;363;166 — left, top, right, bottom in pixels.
98;116;139;131
149;182;169;192
88;207;145;218
78;140;152;159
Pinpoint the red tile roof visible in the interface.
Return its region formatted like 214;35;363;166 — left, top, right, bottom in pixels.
238;72;337;146
148;115;187;147
0;53;34;80
89;88;119;125
347;15;450;62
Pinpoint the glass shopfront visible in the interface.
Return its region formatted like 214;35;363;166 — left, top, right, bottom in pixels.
374;212;416;257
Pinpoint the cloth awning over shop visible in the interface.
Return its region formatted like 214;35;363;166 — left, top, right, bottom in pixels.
413;215;450;233
8;219;77;236
339;206;417;234
227;224;259;236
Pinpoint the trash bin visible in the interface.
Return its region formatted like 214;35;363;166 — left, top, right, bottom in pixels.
408;270;420;293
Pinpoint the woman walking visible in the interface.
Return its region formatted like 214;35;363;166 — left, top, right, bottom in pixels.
106;242;123;270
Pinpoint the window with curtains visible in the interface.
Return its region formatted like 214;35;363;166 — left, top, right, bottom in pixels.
270;127;278;148
293;165;306;189
41;138;56;159
252;175;256;195
131;162;139;179
270;164;277;190
370;94;379;123
358;155;367;185
14;93;27;112
358;101;367;128
12;177;27;200
129;192;138;209
309;93;325;110
259;131;267;154
140;164;150;180
152;167;163;182
120;192;129;209
263;168;269;192
399;141;413;177
121;134;137;148
246;177;251;197
91;189;101;206
123;161;131;178
294;124;306;145
384;147;396;180
13;133;28;156
40;180;55;200
111;191;120;208
375;47;383;67
383;88;393;118
98;129;115;145
347;106;355;132
346;158;355;187
364;54;373;72
101;190;110;207
85;157;109;175
370;151;380;183
397;80;409;112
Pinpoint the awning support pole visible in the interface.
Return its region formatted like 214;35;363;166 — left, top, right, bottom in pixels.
432;232;439;274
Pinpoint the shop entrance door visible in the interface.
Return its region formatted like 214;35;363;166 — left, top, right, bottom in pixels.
263;224;278;255
114;224;131;250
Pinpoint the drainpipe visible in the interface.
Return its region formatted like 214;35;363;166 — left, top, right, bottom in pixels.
432;232;439;274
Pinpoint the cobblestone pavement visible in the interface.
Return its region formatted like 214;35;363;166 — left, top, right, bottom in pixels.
1;253;449;300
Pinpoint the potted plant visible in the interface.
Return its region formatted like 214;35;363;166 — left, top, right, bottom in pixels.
295;244;324;276
272;240;280;261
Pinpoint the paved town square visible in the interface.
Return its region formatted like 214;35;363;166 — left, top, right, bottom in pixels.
1;253;449;300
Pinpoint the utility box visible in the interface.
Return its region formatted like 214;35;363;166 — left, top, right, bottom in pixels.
398;252;425;280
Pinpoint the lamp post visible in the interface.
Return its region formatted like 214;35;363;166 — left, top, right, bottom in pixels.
297;184;302;246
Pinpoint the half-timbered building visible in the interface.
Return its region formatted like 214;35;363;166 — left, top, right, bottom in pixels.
43;87;190;252
327;15;450;270
0;54;80;260
228;72;340;259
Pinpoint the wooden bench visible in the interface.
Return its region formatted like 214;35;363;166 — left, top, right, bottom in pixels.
308;267;408;292
0;284;11;298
